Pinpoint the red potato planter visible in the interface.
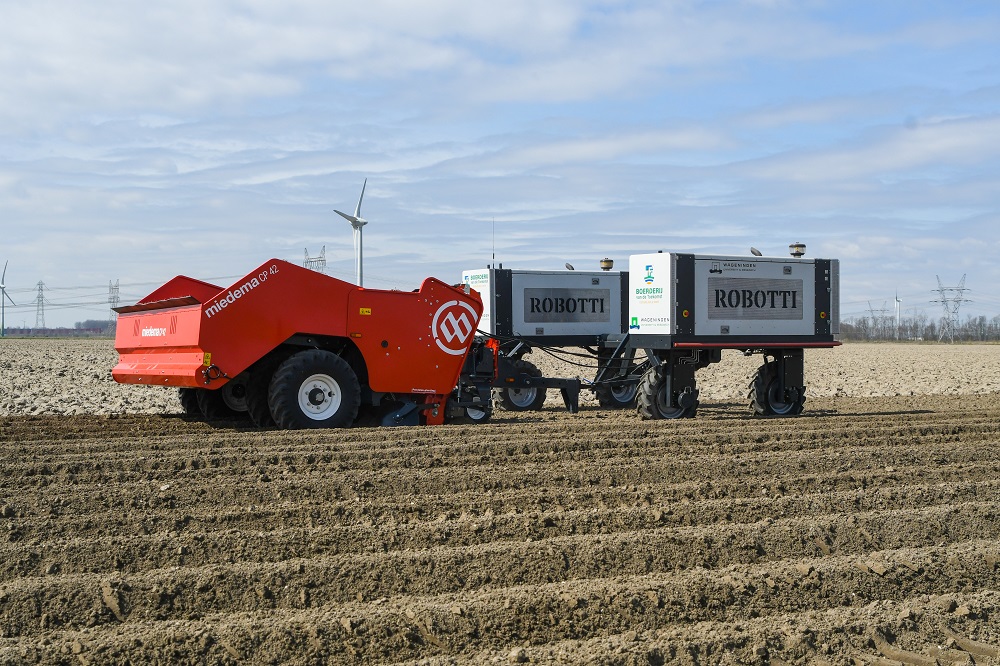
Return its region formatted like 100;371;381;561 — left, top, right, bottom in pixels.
113;259;494;428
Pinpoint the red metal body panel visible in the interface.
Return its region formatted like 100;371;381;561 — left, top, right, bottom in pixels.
113;259;483;398
138;275;223;305
347;279;482;395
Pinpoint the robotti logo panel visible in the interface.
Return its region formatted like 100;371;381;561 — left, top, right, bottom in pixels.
707;278;803;320
523;288;610;323
432;300;478;355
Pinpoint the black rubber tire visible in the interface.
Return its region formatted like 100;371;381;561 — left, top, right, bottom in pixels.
496;359;546;411
268;350;361;429
749;361;805;417
196;387;244;420
595;381;638;409
245;356;282;428
178;388;202;416
636;365;697;420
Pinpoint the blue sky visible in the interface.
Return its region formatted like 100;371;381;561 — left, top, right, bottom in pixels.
1;0;999;328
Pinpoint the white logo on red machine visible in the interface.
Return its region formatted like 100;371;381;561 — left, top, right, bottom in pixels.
431;300;477;355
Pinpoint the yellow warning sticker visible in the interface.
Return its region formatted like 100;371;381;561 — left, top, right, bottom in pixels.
203;352;212;366
359;308;372;315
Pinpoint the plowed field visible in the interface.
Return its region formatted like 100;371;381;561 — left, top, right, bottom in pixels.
1;341;1000;664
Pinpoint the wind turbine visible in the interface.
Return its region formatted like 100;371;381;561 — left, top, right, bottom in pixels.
895;291;902;340
1;261;15;338
334;179;368;287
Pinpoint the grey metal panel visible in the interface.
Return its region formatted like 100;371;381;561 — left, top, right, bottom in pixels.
619;271;630;335
814;259;831;336
674;254;695;335
830;259;840;335
494;269;513;337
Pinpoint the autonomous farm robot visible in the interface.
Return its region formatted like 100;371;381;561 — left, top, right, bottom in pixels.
113;247;839;429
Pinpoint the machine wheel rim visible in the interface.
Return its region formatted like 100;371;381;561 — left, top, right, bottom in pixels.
221;375;249;412
506;387;539;409
298;373;343;421
465;405;489;421
654;384;686;419
766;380;797;415
611;383;637;404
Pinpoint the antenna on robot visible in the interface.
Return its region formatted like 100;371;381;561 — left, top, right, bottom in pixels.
334;179;368;287
0;261;15;337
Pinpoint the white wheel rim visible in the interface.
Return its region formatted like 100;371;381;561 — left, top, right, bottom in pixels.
298;373;343;420
507;387;538;408
611;384;636;403
466;406;488;420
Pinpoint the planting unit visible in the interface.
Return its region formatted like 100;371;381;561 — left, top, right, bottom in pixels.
113;259;495;428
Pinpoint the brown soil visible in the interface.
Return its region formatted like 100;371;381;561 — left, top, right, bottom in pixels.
2;389;1000;664
1;341;1000;664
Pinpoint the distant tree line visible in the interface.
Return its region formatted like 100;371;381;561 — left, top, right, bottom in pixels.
1;320;114;338
841;313;1000;342
76;319;113;331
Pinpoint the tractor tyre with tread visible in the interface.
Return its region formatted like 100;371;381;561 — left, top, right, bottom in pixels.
749;360;805;416
245;356;284;428
496;359;546;411
178;388;201;416
269;349;361;429
636;365;698;420
196;387;244;420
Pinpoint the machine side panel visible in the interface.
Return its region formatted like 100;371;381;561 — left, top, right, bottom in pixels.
675;254;696;336
830;259;841;335
814;259;832;336
112;303;207;385
627;252;840;351
114;259;355;387
462;269;493;334
509;270;621;337
493;269;514;337
693;255;816;337
627;253;675;335
348;279;483;395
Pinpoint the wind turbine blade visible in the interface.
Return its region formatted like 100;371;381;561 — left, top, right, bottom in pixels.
3;292;14;307
354;178;367;218
2;260;6;284
334;209;358;224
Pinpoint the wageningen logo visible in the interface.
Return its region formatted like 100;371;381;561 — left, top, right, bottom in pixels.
630;316;640;330
644;265;654;284
432;300;478;355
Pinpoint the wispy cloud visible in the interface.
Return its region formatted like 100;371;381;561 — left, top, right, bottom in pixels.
2;1;1000;325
